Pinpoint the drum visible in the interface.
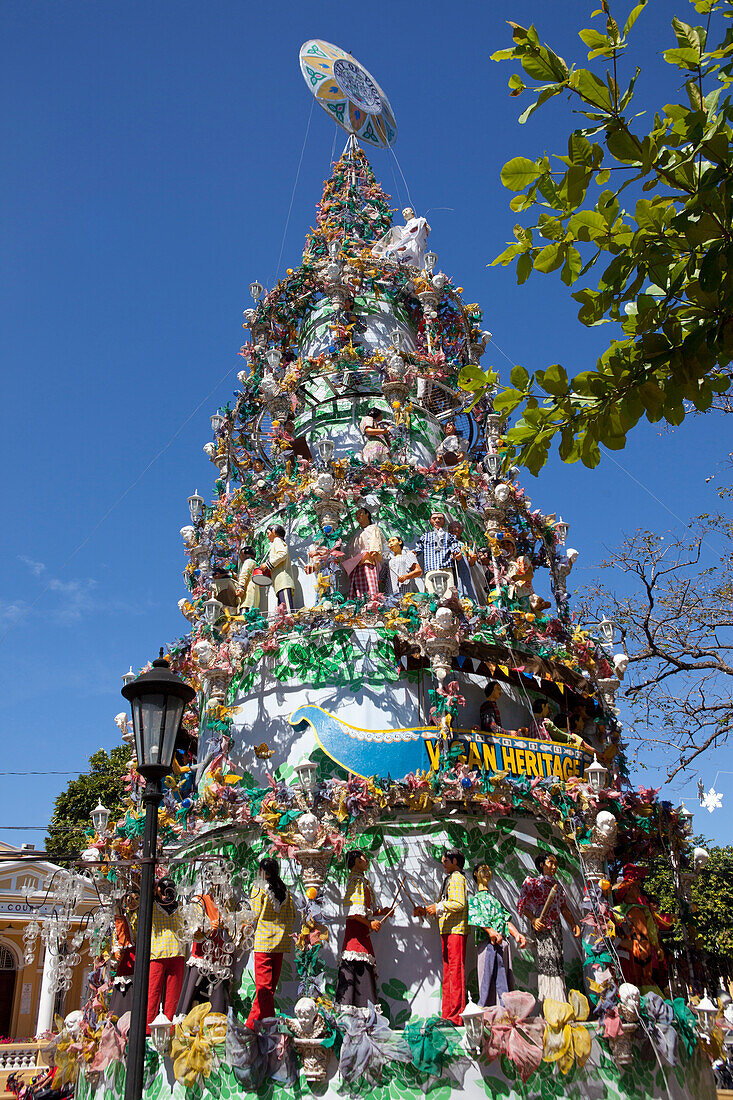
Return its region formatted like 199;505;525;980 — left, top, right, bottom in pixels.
251;566;272;587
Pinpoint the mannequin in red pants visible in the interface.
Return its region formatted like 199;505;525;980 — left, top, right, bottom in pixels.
144;877;185;1030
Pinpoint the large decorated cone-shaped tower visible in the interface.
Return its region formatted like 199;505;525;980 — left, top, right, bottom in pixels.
72;51;717;1100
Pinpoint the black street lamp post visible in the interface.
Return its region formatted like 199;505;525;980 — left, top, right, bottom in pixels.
121;652;195;1100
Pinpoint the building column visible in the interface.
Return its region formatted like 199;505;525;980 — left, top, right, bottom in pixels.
35;946;55;1035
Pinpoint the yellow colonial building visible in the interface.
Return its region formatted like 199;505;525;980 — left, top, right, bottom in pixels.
0;842;97;1040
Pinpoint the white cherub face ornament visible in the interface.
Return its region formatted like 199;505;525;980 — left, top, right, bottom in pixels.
294;997;318;1031
298;812;320;845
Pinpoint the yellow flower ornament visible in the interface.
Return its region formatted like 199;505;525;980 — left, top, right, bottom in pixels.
542;990;592;1074
170;1003;227;1088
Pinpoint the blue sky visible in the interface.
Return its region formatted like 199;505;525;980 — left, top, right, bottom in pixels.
1;0;730;847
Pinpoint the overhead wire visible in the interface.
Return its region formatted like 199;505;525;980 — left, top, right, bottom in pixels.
389;144;415;213
389;155;404;212
271;98;315;287
0;769;128;777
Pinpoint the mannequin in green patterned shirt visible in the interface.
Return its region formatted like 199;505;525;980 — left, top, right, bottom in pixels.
469;863;526;1007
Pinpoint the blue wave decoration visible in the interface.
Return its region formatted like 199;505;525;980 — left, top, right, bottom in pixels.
289;705;589;782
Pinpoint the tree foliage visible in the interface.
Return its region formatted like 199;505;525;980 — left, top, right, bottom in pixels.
644;841;733;977
490;0;733;473
578;511;733;778
46;745;131;863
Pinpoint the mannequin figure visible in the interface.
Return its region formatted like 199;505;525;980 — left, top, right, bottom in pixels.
480;681;503;734
141;877;185;1031
386;536;422;596
612;866;672;991
344;508;388;604
245;858;296;1028
469;863;526;1006
414;512;462;575
237;545;264;613
266;525;295;612
517;853;581;1004
335;852;388;1013
108;901;136;1018
413;849;468;1024
359;408;391;463
376;207;431;267
447;520;478;600
436;421;468;468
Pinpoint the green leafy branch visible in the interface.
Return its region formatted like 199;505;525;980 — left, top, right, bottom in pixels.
491;0;733;472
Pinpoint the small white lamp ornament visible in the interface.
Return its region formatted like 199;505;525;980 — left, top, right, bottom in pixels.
187;490;204;522
587;756;609;794
295;760;319;795
424;251;437;274
266;347;283;371
249;281;263;301
91;801;110;835
122;666;136;687
679;802;694;836
554;517;569;545
203;596;224;626
598;616;615;647
485;452;501;480
694;994;717;1037
430;571;450;599
316;438;335;464
210;413;225;434
149;1013;173;1055
462;998;486;1053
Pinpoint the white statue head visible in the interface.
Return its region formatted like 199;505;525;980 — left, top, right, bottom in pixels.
494;483;511;504
294;997;318;1031
613;653;629;677
594;810;618;844
432;272;446;291
402;207;415;221
566;547;579;565
435;606;456;631
192;638;215;668
64;1010;84;1034
298;812;320;845
618;983;641;1020
180;525;196;547
316;472;334;494
693;846;709;872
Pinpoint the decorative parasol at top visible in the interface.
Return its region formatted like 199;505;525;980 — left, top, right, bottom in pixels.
299;40;397;149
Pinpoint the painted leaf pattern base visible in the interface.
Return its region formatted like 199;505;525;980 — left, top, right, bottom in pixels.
80;1038;717;1100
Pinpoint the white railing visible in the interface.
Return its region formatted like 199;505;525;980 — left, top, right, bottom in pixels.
0;1043;52;1092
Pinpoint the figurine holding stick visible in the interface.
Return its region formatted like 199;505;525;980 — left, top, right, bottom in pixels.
517;852;581;1004
412;849;468;1025
334;852;390;1014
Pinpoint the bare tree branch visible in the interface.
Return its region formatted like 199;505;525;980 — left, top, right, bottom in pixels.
579;513;733;781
